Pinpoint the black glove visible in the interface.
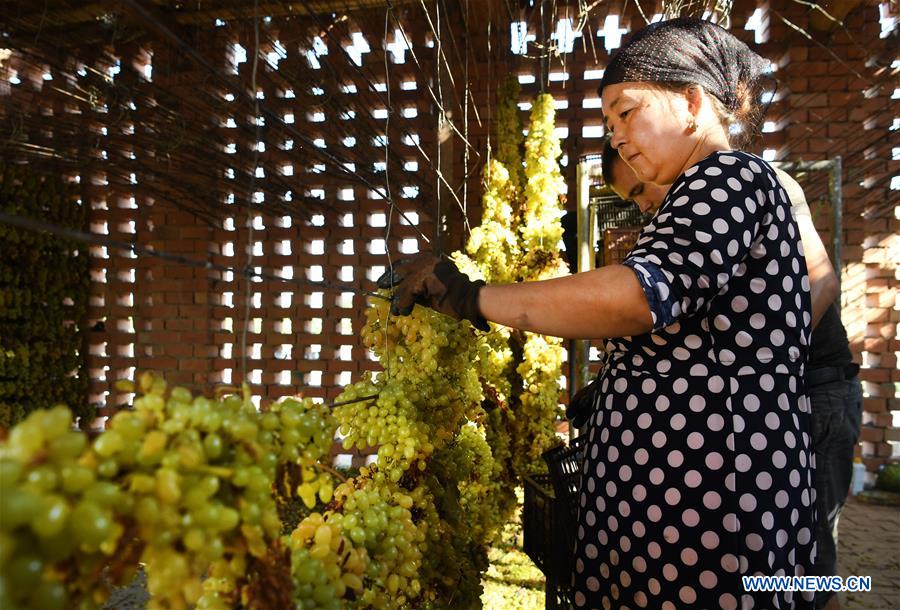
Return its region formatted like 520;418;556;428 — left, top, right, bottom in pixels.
566;377;599;429
376;255;489;331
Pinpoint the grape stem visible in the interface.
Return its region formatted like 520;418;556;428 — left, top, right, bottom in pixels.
314;462;349;483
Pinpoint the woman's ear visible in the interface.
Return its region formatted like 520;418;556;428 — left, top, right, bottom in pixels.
684;84;703;118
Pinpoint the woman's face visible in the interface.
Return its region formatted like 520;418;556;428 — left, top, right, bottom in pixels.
610;158;670;214
602;82;696;186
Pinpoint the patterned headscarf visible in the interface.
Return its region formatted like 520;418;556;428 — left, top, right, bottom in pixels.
599;17;769;113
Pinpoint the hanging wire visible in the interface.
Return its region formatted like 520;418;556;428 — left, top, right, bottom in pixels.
241;0;262;385
0;210;390;302
382;4;395;379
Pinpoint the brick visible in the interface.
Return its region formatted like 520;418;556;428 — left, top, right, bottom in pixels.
859;426;885;443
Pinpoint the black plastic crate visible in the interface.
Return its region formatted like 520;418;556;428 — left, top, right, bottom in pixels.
523;436;588;610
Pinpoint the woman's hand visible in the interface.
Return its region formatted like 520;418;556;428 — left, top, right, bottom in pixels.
376;255;489;331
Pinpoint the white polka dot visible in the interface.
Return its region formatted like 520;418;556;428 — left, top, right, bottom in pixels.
689;179;707;190
683;509;700;527
746;533;764;552
711;188;728;202
705;452;723;470
685;470;703;488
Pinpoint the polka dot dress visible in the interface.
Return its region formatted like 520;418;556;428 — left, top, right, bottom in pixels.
572;152;817;610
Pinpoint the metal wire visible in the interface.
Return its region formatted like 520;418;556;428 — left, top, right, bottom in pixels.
0;210;390;302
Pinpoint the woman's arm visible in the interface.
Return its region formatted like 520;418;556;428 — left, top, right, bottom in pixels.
775;168;840;328
478;265;654;340
796;212;840;328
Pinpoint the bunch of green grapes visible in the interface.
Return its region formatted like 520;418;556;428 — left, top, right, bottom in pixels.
89;374;281;610
287;511;368;610
267;396;337;509
345;297;483;483
0;405;112;610
328;469;426;610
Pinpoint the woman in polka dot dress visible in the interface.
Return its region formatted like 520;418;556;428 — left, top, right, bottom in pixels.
378;17;816;610
573;19;816;610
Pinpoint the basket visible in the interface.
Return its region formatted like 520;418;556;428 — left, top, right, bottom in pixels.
523;473;572;610
522;435;589;610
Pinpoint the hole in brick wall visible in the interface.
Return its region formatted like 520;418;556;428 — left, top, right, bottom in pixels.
340;213;354;227
374;162;386;172
279;370;291;385
252;293;262;308
222;317;234;332
251;343;262;359
402;106;417;118
251;318;262;333
281;265;294;279
224;217;235;230
404;161;418;171
307;318;323;334
583;124;605;138
341;83;357;93
90;342;108;357
282;164;294;176
402;134;419;147
311;214;325;226
339;240;354;255
337;292;353;308
116;318;135;333
305;344;321;359
223;292;234;307
313;164;326;173
339;188;354;201
275;240;291;255
308;292;324;308
401;185;419;198
221;343;233;358
368;212;387;227
91;221;109;235
250;370;262;384
374;82;387;92
339;266;353;282
252;216;265;230
338;318;353;335
510;22;535;54
336;371;352;386
253;241;263;256
225;143;237;154
278;292;293;308
518;101;532;111
117;343;134;357
554;126;569;139
518;73;535;84
91;245;109;259
275;344;292;359
401;211;419;226
276;318;292;334
745;7;769;44
367;265;385;282
367;349;378;361
90;295;105;307
223;242;235;257
369;239;387;254
400;238;418;254
313;138;326;148
283;139;294;150
400;80;416;91
116;293;133;307
372;135;387;148
90;198;108;210
90;268;107;283
373;107;389;120
338;345;352;361
307;371;322;386
308;266;324;281
119;197;138;209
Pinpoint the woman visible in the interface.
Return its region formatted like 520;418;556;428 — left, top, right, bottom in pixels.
604;133;859;610
381;18;816;609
